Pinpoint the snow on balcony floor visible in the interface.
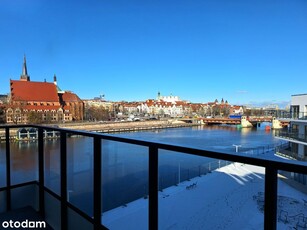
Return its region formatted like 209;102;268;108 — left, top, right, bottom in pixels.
102;163;307;230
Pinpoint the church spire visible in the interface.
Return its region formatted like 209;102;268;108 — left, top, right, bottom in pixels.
20;55;30;81
22;55;28;76
53;74;57;85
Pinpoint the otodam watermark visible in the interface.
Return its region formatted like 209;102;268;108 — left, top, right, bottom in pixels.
2;220;46;229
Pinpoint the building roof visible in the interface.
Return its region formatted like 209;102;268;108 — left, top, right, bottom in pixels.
62;91;83;102
291;93;307;97
10;80;59;102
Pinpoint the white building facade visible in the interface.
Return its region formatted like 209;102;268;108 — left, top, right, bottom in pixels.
276;94;307;161
274;94;307;187
291;94;307;119
288;94;307;161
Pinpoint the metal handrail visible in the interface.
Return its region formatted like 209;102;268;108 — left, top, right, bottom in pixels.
276;111;307;120
240;142;289;155
1;124;307;230
276;149;307;161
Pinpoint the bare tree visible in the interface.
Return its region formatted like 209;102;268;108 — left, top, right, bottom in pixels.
28;111;43;124
86;106;110;121
0;105;5;123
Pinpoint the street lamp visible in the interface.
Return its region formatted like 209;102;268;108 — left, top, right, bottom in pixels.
232;144;241;153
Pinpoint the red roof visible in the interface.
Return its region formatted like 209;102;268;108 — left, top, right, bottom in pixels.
10;80;59;102
62;91;82;102
62;91;83;110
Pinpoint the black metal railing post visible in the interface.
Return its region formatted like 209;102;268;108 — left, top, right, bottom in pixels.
264;166;278;230
5;127;11;211
38;128;45;217
93;137;103;230
149;146;158;230
60;131;68;230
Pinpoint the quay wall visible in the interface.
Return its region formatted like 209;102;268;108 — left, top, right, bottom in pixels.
0;120;198;141
59;120;197;133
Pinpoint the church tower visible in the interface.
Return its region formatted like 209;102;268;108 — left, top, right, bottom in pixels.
20;55;30;81
157;91;161;100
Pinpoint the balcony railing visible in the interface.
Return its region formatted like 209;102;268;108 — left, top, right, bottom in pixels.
276;112;307;120
276;149;307;161
0;124;307;230
275;130;307;144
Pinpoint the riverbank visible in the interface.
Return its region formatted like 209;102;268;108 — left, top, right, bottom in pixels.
0;119;199;141
59;119;197;133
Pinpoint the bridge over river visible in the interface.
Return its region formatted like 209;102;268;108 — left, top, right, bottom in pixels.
181;116;289;129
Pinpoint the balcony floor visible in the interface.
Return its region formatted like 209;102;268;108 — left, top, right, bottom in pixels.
102;163;307;230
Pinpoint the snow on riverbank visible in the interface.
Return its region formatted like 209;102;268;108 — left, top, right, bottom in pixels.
102;163;307;230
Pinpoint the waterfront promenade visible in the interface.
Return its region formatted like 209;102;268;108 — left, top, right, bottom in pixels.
0;119;198;140
59;119;197;132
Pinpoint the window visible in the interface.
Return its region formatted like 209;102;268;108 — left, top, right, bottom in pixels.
291;105;299;119
292;124;299;133
291;143;298;154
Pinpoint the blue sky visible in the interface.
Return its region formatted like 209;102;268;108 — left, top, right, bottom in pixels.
0;0;307;107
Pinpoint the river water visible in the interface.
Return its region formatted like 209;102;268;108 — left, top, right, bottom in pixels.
0;123;285;215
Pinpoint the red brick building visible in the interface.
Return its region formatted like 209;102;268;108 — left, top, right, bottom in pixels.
6;56;84;123
61;91;84;121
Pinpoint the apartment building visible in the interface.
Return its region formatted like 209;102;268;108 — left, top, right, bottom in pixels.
289;94;307;160
275;94;307;187
276;94;307;161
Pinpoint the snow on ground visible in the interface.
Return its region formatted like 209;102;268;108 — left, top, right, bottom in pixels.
102;163;307;230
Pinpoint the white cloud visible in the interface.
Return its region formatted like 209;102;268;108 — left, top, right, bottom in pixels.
236;90;248;94
244;100;290;109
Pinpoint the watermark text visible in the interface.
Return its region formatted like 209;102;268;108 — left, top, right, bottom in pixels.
2;220;46;229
